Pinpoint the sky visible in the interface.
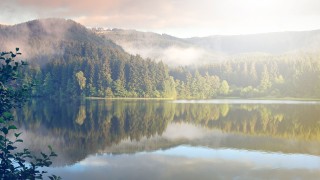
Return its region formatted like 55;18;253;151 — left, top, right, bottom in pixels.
1;0;320;38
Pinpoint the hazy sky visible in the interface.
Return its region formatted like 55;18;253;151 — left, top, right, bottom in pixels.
2;0;320;37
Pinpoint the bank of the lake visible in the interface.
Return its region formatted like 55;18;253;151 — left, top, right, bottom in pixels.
85;96;320;102
85;97;174;100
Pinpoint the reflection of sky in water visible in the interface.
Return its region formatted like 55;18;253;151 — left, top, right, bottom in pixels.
46;146;320;180
149;146;320;169
19;99;320;179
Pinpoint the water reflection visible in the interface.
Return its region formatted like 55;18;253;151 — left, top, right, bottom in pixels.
14;99;320;168
47;147;320;180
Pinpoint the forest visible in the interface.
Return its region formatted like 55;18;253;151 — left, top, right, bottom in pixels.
22;47;320;99
172;52;320;98
2;19;319;99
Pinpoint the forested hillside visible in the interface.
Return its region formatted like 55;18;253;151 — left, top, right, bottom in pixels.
26;45;176;98
1;18;320;99
0;19;176;98
0;18;121;65
171;53;320;98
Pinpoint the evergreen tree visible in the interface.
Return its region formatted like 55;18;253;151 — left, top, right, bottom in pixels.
259;65;272;92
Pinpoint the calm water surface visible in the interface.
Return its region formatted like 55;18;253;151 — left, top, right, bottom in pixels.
15;99;320;179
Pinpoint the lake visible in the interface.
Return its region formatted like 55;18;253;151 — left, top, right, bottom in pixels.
15;99;320;179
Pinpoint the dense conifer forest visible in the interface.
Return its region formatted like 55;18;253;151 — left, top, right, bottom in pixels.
2;19;320;99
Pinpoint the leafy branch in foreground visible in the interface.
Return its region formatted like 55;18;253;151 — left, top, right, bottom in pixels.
0;49;60;179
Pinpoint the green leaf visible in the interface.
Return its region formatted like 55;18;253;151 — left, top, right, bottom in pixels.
3;112;12;118
41;152;48;158
50;152;57;157
48;145;53;151
2;127;8;135
8;125;17;130
0;117;4;123
14;132;22;138
7;145;16;150
15;139;23;143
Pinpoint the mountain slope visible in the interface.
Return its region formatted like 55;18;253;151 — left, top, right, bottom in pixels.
1;19;320;99
186;30;320;54
97;28;226;66
0;18;177;99
97;28;320;66
0;18;123;64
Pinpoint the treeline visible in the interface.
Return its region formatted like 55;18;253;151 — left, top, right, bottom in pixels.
21;42;230;99
22;44;320;99
22;42;177;98
171;53;320;98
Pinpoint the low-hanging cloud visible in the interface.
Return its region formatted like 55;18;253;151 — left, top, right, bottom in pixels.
123;45;207;66
119;43;225;66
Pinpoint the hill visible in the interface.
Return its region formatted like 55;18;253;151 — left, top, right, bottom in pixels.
96;28;226;66
187;30;320;54
0;18;122;65
1;18;320;99
97;28;320;66
0;18;177;99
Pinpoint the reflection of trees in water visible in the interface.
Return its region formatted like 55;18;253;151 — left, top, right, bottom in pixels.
189;104;320;141
15;99;175;164
14;99;320;164
75;105;86;125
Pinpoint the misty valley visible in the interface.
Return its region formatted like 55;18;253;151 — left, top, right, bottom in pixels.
1;18;320;179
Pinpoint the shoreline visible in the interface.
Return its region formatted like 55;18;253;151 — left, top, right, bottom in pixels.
85;97;174;100
85;96;320;101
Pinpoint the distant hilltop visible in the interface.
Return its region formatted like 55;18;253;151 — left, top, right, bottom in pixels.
94;25;320;66
95;26;320;55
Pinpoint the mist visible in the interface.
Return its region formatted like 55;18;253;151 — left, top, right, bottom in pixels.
99;29;228;66
120;44;225;66
0;19;83;64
